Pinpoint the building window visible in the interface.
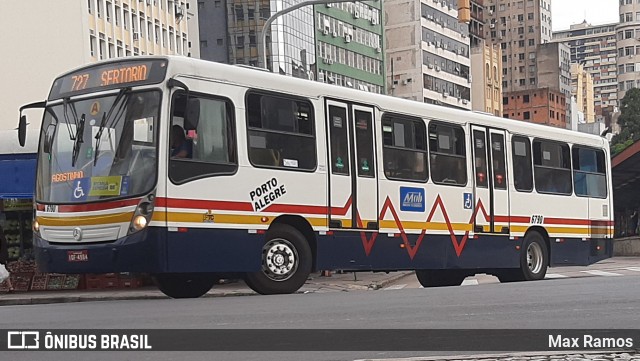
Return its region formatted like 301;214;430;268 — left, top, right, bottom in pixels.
523;111;530;119
523;94;530;103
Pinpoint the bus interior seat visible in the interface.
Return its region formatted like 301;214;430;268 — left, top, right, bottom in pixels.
250;148;281;166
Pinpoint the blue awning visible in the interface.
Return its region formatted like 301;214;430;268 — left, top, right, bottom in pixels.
0;155;36;199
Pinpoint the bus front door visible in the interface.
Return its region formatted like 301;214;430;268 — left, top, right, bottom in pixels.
471;126;509;234
326;100;378;230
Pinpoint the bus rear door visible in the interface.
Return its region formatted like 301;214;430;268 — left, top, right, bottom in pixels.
470;125;509;234
326;100;378;230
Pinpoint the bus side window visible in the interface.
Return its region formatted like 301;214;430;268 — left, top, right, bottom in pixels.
429;122;466;186
381;113;428;182
572;146;607;198
246;92;316;171
533;139;571;195
512;136;533;192
169;91;237;184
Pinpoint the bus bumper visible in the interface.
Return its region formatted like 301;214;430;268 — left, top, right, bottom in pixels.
33;227;165;274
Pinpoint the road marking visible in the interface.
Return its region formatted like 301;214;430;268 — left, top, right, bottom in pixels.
383;284;407;290
461;278;479;286
624;267;640;272
545;273;568;279
581;270;623;277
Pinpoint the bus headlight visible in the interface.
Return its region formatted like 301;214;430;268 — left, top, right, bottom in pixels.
128;193;155;234
132;215;148;230
33;219;40;233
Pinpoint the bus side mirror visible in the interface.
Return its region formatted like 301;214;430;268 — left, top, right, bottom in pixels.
18;115;27;147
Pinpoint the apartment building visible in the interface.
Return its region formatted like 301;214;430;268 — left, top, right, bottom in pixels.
470;40;503;115
315;1;385;93
617;0;640;102
552;21;618;123
571;63;596;123
385;0;472;110
485;0;552;92
0;0;195;130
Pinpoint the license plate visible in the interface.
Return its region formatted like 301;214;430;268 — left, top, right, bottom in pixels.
67;250;88;262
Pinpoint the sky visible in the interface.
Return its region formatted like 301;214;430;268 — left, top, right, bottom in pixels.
552;0;620;31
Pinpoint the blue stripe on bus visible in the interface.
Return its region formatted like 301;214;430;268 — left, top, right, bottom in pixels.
33;227;613;274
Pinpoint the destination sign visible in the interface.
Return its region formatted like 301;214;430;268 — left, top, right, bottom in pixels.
49;59;168;99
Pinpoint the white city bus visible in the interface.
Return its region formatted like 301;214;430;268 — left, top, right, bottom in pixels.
18;56;613;298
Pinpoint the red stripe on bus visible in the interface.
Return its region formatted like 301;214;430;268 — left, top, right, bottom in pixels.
156;198;253;212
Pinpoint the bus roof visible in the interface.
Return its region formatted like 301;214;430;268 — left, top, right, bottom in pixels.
64;56;607;149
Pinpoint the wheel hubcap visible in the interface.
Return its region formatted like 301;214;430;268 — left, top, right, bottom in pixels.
527;242;543;274
262;238;298;281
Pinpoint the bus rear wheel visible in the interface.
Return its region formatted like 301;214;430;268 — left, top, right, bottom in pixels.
153;273;217;299
244;224;312;295
415;270;467;287
497;231;548;283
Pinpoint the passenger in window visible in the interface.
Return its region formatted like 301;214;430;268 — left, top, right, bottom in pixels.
170;124;193;159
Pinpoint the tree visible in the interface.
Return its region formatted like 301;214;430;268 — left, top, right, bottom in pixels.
611;88;640;156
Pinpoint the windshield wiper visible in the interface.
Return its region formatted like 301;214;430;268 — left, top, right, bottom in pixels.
62;98;77;141
94;88;130;166
71;114;86;167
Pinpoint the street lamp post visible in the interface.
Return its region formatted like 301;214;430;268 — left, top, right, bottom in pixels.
261;0;357;71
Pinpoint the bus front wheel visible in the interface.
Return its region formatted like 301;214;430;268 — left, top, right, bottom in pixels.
415;269;467;287
153;273;217;299
244;224;312;295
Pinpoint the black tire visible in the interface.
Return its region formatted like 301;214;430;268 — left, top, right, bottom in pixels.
153;273;217;299
415;269;467;287
496;269;525;283
244;224;312;295
497;231;548;283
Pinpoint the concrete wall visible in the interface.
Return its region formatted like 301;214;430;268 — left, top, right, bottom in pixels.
614;238;640;256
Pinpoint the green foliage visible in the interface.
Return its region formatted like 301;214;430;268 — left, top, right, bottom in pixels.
611;88;640;156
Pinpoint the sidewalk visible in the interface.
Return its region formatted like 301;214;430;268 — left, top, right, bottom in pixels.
0;270;416;306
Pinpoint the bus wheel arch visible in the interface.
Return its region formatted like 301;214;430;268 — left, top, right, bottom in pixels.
244;218;315;295
497;228;549;283
526;226;551;265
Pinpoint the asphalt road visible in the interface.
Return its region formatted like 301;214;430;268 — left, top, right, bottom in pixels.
1;274;639;361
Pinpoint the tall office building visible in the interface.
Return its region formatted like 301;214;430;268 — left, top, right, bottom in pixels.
385;0;472;110
315;1;385;93
199;0;315;77
616;0;640;102
552;21;618;124
0;0;195;130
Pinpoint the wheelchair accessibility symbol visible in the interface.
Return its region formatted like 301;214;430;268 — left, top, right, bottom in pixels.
73;178;90;200
74;181;85;199
463;193;473;210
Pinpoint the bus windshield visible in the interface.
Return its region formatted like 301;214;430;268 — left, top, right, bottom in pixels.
36;90;161;204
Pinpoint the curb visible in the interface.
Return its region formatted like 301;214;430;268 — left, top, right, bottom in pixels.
0;272;416;306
